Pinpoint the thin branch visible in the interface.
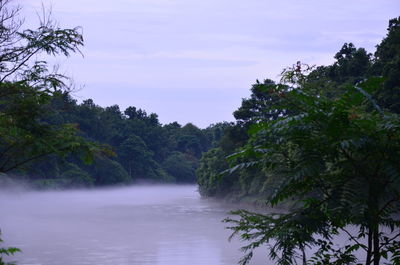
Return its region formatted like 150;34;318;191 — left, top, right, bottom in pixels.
340;227;368;251
0;46;41;82
2;149;56;173
379;232;400;251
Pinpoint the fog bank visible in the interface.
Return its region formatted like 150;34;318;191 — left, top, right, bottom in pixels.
0;185;267;265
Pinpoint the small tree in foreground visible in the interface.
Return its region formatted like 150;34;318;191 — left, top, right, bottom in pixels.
225;66;400;265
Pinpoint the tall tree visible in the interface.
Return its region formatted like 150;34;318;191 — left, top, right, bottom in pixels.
225;71;400;265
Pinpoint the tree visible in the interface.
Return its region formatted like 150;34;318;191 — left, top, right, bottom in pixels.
373;17;400;113
196;79;290;199
0;0;83;85
306;43;371;100
163;151;196;183
194;17;400;265
234;79;289;125
225;68;400;265
87;155;130;185
118;135;155;179
203;122;231;148
0;0;104;176
197;147;232;196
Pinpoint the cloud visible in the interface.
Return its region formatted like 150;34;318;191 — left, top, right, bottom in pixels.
17;0;400;126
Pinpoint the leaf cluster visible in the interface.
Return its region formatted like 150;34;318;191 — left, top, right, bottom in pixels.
225;74;400;264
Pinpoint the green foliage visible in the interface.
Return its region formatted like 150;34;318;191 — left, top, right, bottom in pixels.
0;87;215;185
373;16;400;113
196;82;290;199
88;156;131;185
0;85;108;173
198;16;400;202
0;1;112;260
0;0;107;177
162;151;196;183
197;148;231;196
196;17;400;265
118;135;155;179
234;79;289;124
0;230;20;265
203;122;231;147
225;74;400;264
0;0;83;86
32;95;214;184
60;163;94;186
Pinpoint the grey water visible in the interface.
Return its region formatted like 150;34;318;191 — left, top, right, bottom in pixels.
0;185;268;265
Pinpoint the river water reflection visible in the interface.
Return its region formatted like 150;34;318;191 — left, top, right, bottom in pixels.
0;185;268;265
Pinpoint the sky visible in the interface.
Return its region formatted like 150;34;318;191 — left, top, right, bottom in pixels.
19;0;400;128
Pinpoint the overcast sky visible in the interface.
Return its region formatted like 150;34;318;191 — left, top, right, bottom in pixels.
20;0;400;128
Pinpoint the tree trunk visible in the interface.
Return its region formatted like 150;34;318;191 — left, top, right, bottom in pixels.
366;227;373;265
373;226;380;265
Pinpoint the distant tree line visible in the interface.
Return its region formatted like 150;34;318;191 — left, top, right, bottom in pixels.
3;92;229;187
0;0;225;189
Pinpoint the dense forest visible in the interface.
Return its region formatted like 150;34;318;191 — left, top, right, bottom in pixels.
5;93;227;187
0;1;233;189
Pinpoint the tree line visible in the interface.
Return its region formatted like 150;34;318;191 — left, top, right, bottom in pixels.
0;0;228;188
11;93;226;187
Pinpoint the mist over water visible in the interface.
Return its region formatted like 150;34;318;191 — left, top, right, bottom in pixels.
0;185;268;265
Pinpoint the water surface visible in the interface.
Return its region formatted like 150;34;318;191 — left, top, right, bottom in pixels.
0;185;267;265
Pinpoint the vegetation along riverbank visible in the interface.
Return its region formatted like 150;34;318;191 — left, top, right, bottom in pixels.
0;0;399;263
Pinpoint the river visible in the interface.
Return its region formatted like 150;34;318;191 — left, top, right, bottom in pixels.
0;185;268;265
